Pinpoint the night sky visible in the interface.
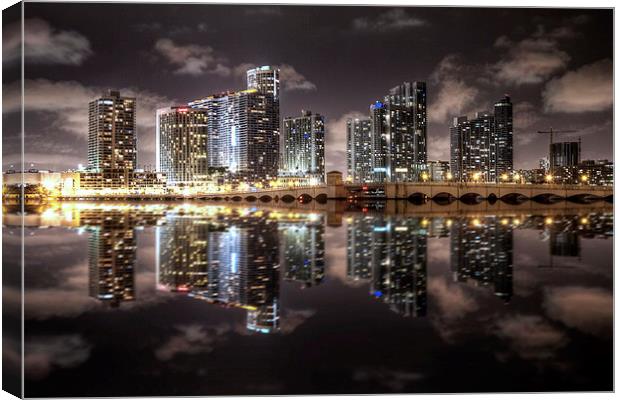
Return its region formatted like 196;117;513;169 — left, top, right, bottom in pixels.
2;4;614;172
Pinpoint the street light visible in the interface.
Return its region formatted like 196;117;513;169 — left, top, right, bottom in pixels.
445;172;453;181
580;174;588;185
421;172;429;182
501;173;509;182
545;174;553;183
513;173;520;183
472;172;481;182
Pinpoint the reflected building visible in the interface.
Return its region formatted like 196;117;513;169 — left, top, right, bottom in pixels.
156;216;212;292
347;214;427;317
279;215;325;288
157;210;281;333
80;207;163;307
450;217;513;302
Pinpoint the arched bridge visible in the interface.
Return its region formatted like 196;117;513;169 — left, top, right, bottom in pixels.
384;182;613;202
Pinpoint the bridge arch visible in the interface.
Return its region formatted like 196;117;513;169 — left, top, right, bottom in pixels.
315;193;328;203
297;193;313;204
408;192;428;205
281;194;295;203
500;193;528;204
460;192;484;204
531;193;563;204
259;195;272;202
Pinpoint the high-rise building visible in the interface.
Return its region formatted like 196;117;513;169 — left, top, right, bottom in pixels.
494;95;513;177
450;95;513;182
280;110;325;182
371;82;427;182
247;65;280;100
88;90;136;173
189;88;280;182
346;118;373;183
450;112;496;182
550;141;581;169
156;106;209;186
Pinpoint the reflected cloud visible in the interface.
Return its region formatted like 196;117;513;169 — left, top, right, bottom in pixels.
155;324;230;361
25;335;92;380
544;286;612;336
494;315;568;360
353;366;424;391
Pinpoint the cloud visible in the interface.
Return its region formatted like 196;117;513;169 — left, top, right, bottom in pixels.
154;38;230;76
278;64;317;91
428;55;479;124
352;9;427;32
494;315;567;360
513;101;542;146
489;28;571;86
542;59;612;113
135;22;210;35
4;79;174;162
543;286;612;336
3;18;92;66
25;335;92;380
155;324;229;361
325;111;367;173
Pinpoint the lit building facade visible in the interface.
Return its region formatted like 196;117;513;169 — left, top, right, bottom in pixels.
578;159;613;186
427;160;450;181
371;82;427;182
88;90;136;174
247;65;280;100
280;110;325;182
156;106;209;186
346;118;373;183
494;95;513;177
450;95;513;182
189;88;280;182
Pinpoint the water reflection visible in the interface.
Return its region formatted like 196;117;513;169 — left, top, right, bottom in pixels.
9;202;613;394
14;203;612;319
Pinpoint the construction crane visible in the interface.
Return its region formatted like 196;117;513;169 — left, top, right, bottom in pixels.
535;127;577;177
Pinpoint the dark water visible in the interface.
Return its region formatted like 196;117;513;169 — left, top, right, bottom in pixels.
6;201;613;396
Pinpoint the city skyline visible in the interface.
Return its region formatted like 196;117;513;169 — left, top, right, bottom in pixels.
3;5;613;173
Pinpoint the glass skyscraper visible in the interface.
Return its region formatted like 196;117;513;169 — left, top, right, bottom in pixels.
281;110;325;182
189;65;280;183
372;82;427;182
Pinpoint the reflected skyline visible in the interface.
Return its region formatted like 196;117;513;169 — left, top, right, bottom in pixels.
10;201;613;395
8;202;612;319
